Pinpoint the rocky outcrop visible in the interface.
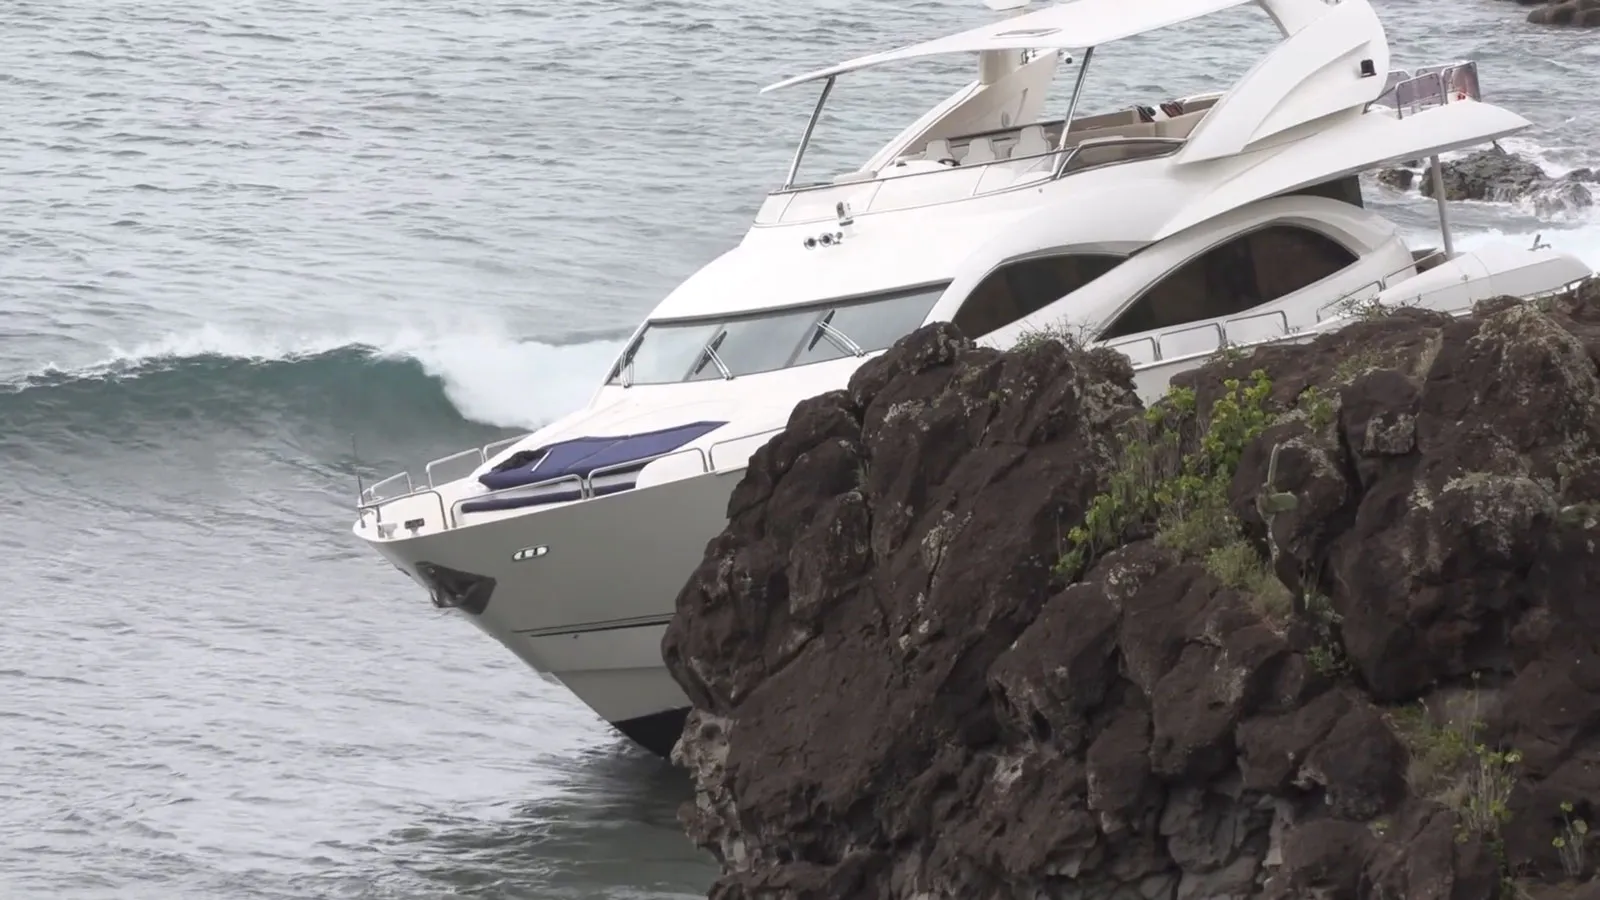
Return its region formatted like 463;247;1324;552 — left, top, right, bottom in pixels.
1378;147;1593;217
1494;0;1600;25
663;278;1600;900
1526;0;1600;26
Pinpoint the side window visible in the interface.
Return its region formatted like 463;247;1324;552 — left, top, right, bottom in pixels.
953;253;1123;338
1247;224;1360;301
1099;225;1357;340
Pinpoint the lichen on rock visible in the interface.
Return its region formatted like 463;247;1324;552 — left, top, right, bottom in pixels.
662;278;1600;900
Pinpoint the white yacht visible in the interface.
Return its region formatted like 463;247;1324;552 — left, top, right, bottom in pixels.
352;0;1592;757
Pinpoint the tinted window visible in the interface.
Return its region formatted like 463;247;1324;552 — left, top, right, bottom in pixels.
791;285;945;365
1099;225;1358;341
609;283;949;385
953;253;1123;338
686;306;823;381
614;321;722;385
1063;139;1182;173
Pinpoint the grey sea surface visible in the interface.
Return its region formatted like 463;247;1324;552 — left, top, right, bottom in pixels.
1;1;1596;898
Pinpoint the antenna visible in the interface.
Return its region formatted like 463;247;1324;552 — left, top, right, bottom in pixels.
351;433;366;500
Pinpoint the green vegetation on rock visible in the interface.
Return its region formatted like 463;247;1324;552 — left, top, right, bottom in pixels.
1386;681;1525;898
1057;369;1297;621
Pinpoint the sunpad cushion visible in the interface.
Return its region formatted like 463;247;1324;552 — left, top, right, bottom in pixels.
477;420;726;492
458;481;631;515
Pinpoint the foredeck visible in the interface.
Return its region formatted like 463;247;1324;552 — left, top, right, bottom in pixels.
355;424;787;540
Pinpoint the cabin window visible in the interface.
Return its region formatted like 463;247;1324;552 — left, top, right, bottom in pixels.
952;252;1124;338
618;320;723;385
685;306;821;382
1098;224;1359;341
790;285;945;366
609;283;948;385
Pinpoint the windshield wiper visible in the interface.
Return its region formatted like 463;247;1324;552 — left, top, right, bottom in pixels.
809;311;865;357
617;342;638;387
692;332;734;380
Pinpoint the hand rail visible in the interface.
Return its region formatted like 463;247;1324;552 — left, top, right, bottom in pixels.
1223;308;1291;343
1131;326;1320;373
358;488;449;533
363;434;534;511
357;417;901;532
364;471;414;503
426;447;487;488
1316;281;1382;321
482;435;525;461
772;124;1186;210
1104;335;1160;364
708;426;785;472
584;446;711;492
1157;321;1225;358
1314;250;1452;321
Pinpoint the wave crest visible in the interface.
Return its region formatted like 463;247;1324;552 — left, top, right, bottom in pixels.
0;326;625;450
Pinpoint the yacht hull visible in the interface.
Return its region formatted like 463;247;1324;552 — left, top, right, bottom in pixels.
362;468;742;757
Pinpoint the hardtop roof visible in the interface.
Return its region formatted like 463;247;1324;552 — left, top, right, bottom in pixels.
760;0;1255;93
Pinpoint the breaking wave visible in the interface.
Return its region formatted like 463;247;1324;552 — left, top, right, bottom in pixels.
0;325;627;449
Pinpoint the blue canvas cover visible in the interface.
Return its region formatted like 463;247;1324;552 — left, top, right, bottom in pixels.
476;420;726;492
458;481;632;515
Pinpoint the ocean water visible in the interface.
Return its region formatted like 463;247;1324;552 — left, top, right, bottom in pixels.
1;1;1596;898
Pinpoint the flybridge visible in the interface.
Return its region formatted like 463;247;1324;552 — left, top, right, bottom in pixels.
764;0;1396;195
759;0;1256;93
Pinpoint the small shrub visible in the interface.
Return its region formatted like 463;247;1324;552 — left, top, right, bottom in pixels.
1057;371;1275;580
1015;317;1090;351
1554;800;1589;880
1459;743;1521;836
1298;385;1336;430
1213;341;1251;367
1302;590;1350;677
1331;346;1388;384
1387;689;1522;841
1389;701;1473;797
1203;538;1293;622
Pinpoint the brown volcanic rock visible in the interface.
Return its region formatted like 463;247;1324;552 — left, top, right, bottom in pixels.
664;279;1600;900
1385;147;1595;217
1528;0;1600;26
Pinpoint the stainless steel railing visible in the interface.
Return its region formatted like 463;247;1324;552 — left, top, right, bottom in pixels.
1100;250;1454;368
358;427;775;533
1313;249;1450;322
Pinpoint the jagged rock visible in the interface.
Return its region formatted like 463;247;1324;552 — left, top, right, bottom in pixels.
1360;803;1500;900
665;279;1600;900
1376;167;1414;192
1406;146;1595;217
1529;0;1600;26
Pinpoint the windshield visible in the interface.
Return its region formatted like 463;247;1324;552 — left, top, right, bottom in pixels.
608;283;948;386
686;306;823;382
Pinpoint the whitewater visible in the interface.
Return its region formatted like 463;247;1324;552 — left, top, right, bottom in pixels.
1;0;1596;899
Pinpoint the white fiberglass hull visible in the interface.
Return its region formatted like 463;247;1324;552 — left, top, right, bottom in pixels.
362;467;742;755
